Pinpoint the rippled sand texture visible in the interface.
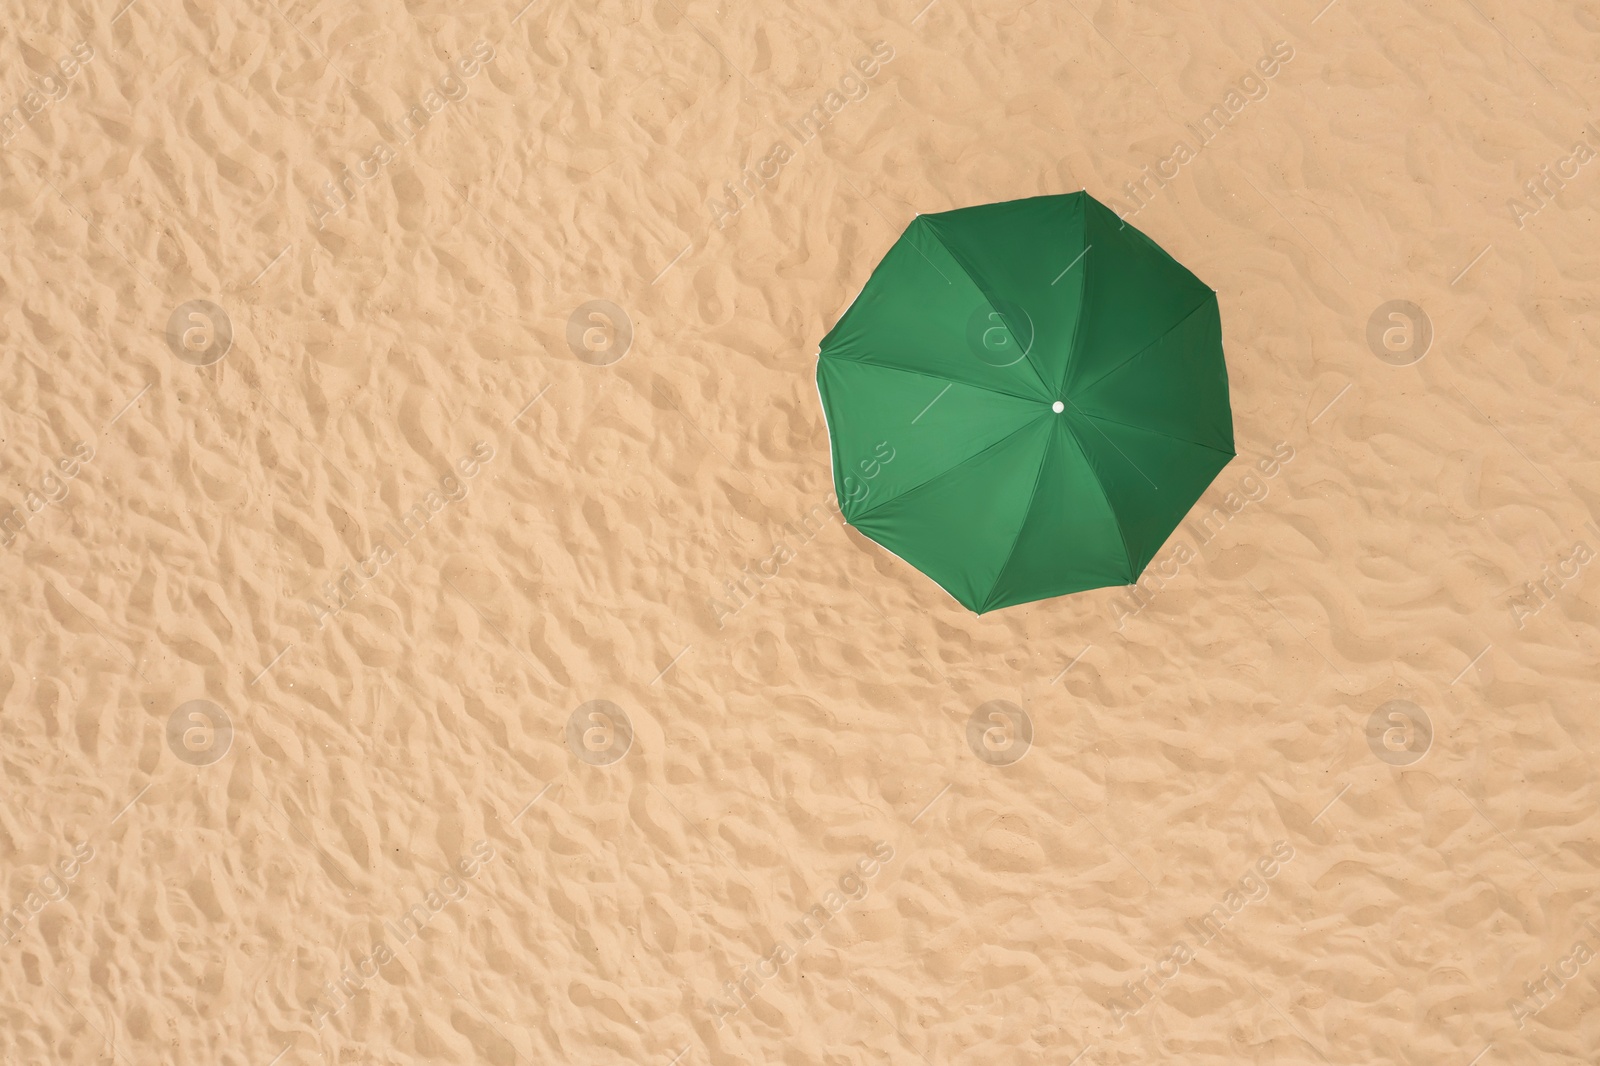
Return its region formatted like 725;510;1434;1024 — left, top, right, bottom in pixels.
1;0;1598;1062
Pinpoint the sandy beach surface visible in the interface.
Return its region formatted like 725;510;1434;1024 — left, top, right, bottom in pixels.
2;0;1598;1062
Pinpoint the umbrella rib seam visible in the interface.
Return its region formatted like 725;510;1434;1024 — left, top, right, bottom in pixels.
1069;409;1236;459
919;221;1057;402
817;353;1047;406
1068;294;1216;399
850;415;1049;522
1061;417;1137;583
1057;193;1092;396
978;423;1058;613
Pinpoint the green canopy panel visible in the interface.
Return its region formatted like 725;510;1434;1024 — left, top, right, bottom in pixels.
816;191;1234;614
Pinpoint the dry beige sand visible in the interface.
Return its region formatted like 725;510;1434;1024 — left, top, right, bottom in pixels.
2;0;1599;1062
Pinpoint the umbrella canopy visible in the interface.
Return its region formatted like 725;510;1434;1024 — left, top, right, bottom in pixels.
816;191;1234;613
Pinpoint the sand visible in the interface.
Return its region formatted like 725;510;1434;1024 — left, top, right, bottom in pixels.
1;0;1598;1063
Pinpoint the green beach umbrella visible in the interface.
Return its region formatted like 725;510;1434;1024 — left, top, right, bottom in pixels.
816;191;1234;613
